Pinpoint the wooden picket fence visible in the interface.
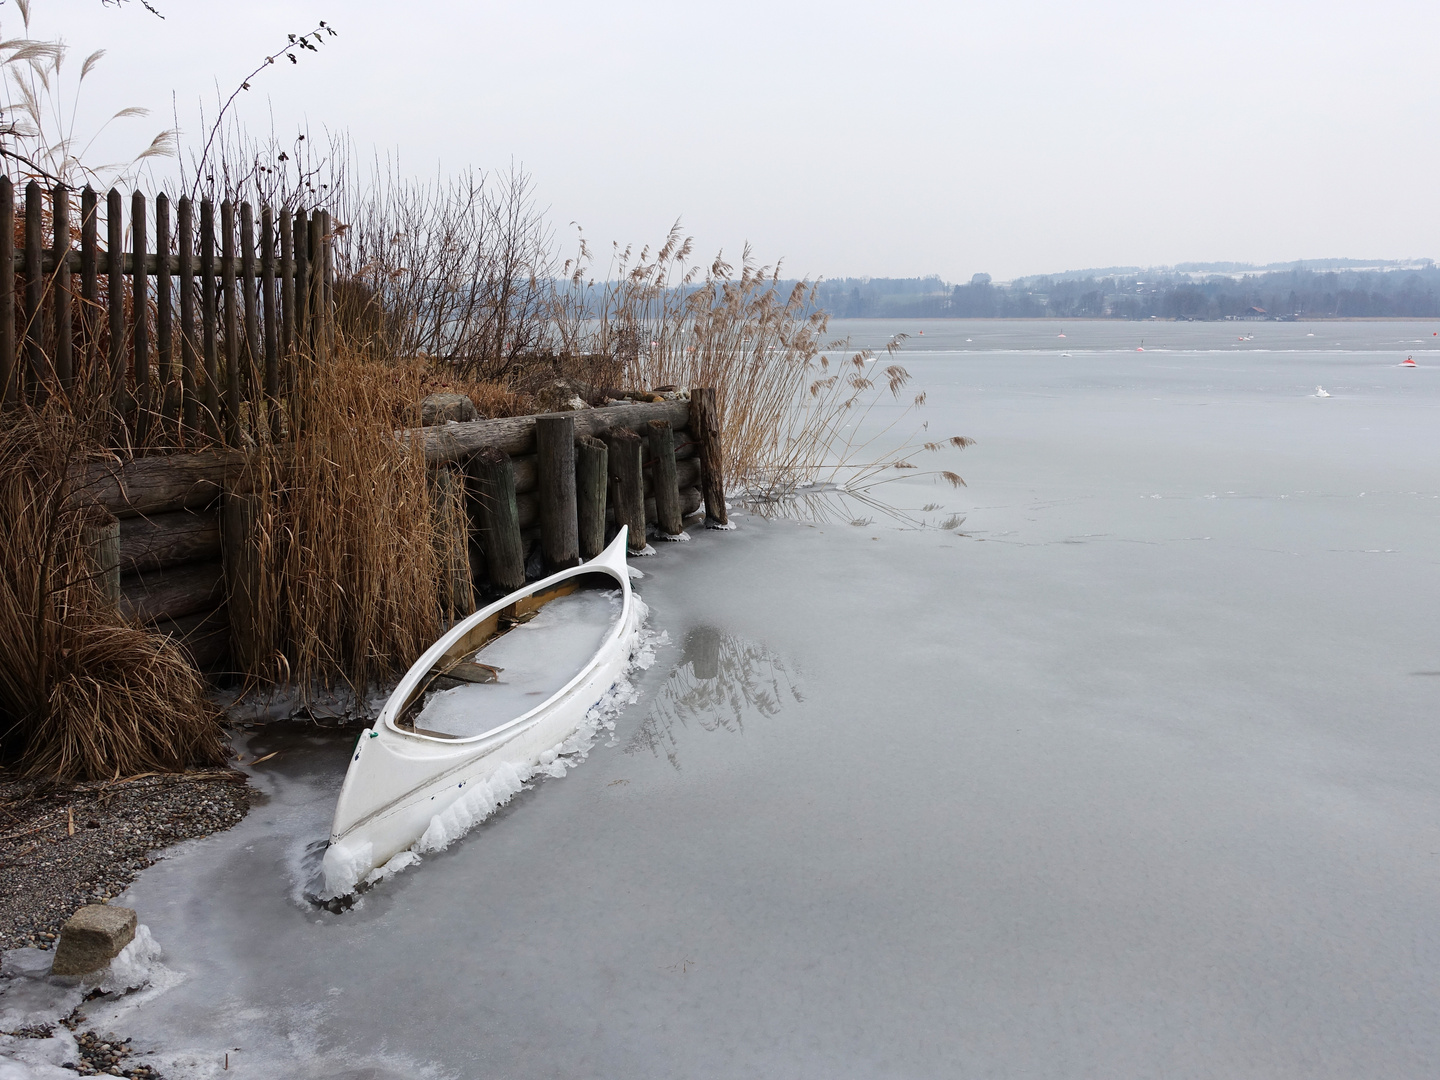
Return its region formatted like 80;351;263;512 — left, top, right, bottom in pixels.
0;177;335;449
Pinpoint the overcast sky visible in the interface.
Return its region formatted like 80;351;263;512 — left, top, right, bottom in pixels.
34;0;1440;281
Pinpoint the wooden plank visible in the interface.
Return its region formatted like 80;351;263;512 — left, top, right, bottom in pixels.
24;181;44;400
319;209;333;361
120;559;225;624
223;490;270;672
279;206;293;362
575;434;607;559
177;196;199;439
131;190;150;443
106;188;125;420
83;512;121;605
691;387;728;526
0;176;13;406
647;418;683;537
535;414;579;572
155;192;176;438
199;198;220;440
307;213;322;358
79;187;98;382
118;508;221;574
152;605;230;670
467;446;525;593
220;199;240;446
75;449;248;519
240;201;259;420
51;183;72;389
416;399;690;463
293;208;308;359
260;205;279;441
431;464;474;620
604;427;646;552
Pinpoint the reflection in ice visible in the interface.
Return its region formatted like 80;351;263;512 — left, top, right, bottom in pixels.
626;627;803;769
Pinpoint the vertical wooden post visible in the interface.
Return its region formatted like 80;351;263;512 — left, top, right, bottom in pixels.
647;418;684;537
83;511;121;606
292;208;308;364
131;190;150;444
0;177;14;407
177;196;198;438
221;199;240;446
319;209;334;361
691;388;729;527
306;212;322;359
222;490;269;673
260;205;279;442
51;183;72;391
24;181;44;400
575;435;608;560
279;207;293;359
431;464;475;619
199;198;220;440
240;201;259;411
535;415;580;571
467;446;525;593
79;186;97;377
106;188;125;422
155;192;175;439
605;428;647;553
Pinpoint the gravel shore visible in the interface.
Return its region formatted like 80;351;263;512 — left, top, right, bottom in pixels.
0;770;252;955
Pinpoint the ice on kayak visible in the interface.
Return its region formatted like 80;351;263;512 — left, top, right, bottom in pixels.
332;596;665;896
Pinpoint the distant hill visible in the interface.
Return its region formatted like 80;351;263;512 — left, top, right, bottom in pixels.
809;261;1440;319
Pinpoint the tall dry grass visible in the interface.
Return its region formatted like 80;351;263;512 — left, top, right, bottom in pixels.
237;343;444;694
551;224;972;498
0;404;226;780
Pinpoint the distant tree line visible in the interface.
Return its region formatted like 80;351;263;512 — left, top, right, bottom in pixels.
807;264;1440;319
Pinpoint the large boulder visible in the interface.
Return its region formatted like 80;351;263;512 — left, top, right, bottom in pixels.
420;392;478;426
50;905;136;977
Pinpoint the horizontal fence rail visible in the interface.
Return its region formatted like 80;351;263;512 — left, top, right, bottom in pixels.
0;178;335;450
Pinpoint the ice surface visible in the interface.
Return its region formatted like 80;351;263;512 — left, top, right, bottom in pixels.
67;322;1440;1077
0;1030;77;1078
414;588;622;738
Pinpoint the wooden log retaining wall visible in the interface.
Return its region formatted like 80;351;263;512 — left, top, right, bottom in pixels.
73;397;727;676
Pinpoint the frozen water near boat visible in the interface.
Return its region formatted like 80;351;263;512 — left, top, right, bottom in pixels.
23;320;1440;1079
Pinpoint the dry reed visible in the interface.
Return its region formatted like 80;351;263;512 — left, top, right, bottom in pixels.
0;404;225;780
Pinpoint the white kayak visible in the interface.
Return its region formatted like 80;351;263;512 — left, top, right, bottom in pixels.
321;528;641;898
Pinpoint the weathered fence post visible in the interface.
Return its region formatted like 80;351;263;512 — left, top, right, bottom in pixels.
431;465;475;620
131;191;150;443
156;193;176;435
199;198;220;440
691;387;729;527
535;415;580;572
221;200;240;446
647;418;684;537
79;187;97;371
176;197;197;438
222;489;268;672
0;176;13;407
240;201;260;423
24;181;44;400
468;446;525;593
52;184;72;390
260;205;280;441
83;511;121;606
605;428;647;553
106;188;125;421
575;435;608;560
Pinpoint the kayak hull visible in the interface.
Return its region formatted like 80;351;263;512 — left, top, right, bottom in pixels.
321;529;637;897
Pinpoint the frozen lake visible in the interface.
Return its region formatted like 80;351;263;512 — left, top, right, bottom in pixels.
91;321;1440;1076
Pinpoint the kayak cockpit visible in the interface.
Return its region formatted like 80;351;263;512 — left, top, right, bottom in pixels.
391;572;625;741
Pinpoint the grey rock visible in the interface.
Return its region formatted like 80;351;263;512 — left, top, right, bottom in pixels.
49;905;135;977
534;379;592;413
420;393;478;427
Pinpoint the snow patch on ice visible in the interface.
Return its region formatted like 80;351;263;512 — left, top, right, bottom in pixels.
655;530;691;542
0;1029;78;1078
707;520;738;530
